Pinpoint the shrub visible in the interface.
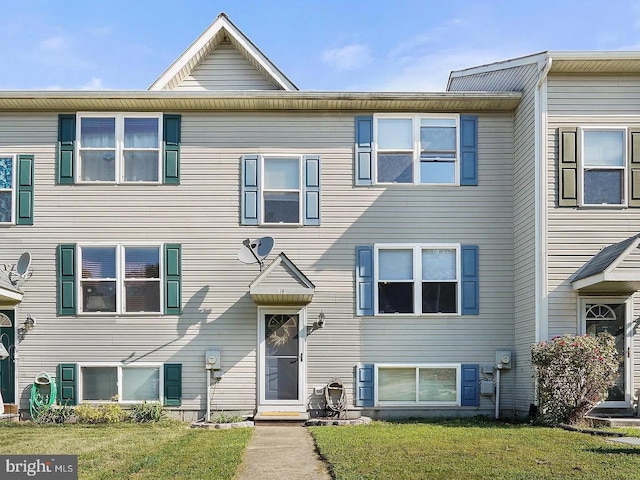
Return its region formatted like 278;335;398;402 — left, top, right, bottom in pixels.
33;404;75;424
531;333;620;425
130;401;167;423
75;403;126;424
211;411;245;423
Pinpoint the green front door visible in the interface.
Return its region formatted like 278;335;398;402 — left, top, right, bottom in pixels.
0;310;15;403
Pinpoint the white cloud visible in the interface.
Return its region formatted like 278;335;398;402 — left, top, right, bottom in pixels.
359;48;526;92
321;44;372;70
81;78;105;90
39;36;65;51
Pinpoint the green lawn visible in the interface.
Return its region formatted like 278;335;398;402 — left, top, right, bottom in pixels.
0;422;252;480
310;418;640;480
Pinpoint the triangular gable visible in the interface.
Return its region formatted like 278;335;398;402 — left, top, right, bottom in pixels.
149;13;297;91
571;234;640;293
249;253;314;305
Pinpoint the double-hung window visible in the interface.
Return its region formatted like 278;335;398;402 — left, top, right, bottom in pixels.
78;113;162;183
375;114;459;184
80;244;161;314
582;129;626;206
240;154;321;226
376;244;459;315
80;364;161;402
0;155;15;224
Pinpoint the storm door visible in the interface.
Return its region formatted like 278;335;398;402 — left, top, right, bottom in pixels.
581;300;631;407
258;308;306;410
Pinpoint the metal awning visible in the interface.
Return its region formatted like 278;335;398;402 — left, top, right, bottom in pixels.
0;273;23;306
249;253;315;305
571;234;640;293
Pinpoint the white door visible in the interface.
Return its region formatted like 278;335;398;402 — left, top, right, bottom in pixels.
257;307;306;411
580;298;632;408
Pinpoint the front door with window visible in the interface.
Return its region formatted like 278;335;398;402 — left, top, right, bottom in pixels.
0;311;15;403
257;308;306;412
581;300;631;407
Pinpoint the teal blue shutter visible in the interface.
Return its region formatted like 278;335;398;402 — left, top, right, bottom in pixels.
461;245;479;315
355;116;373;186
57;244;77;316
56;363;77;405
460;115;478;186
461;364;480;406
164;363;182;406
163;114;181;185
241;155;259;225
303;155;321;226
355;363;374;407
16;154;34;225
356;246;374;316
57;114;76;185
164;244;182;315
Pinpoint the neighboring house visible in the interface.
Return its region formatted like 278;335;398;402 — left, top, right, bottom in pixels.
0;13;633;421
449;52;640;415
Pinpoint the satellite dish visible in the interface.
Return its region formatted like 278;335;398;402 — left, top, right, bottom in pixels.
237;237;274;270
16;252;31;276
9;251;33;286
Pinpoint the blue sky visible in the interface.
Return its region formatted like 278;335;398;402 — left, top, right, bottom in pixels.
2;0;640;91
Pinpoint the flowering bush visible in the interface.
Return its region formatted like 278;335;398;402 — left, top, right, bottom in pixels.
531;333;620;425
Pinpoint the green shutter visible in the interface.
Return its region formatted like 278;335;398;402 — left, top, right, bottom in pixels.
629;129;640;207
56;363;77;405
163;114;181;185
164;363;182;406
57;244;77;316
16;154;34;225
558;128;578;207
58;114;76;185
164;244;182;314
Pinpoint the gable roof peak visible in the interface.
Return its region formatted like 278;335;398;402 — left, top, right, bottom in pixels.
149;12;298;91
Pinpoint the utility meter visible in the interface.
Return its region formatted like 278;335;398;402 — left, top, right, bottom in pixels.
205;349;221;370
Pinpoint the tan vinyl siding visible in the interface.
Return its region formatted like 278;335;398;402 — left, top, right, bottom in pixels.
548;77;640;401
548;75;640;115
2;111;514;414
451;63;539;414
174;43;279;91
616;248;640;270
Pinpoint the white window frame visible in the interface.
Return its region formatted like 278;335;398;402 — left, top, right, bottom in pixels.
0;154;16;225
579;126;628;207
373;113;460;185
78;243;164;315
374;243;461;316
260;155;303;226
76;112;163;184
78;362;163;404
374;363;461;406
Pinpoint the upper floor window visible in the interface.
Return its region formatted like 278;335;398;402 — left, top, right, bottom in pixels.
0;156;15;223
355;115;477;187
77;113;162;183
376;244;460;315
582;129;625;206
558;126;640;208
240;154;321;226
80;244;161;314
376;115;458;184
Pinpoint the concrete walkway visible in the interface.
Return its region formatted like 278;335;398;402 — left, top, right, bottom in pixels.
237;425;332;480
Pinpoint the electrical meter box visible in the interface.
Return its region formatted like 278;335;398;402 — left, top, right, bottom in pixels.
205;349;221;370
495;350;513;369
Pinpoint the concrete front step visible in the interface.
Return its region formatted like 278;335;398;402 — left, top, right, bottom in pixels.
2;404;18;415
254;411;309;423
587;415;640;427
